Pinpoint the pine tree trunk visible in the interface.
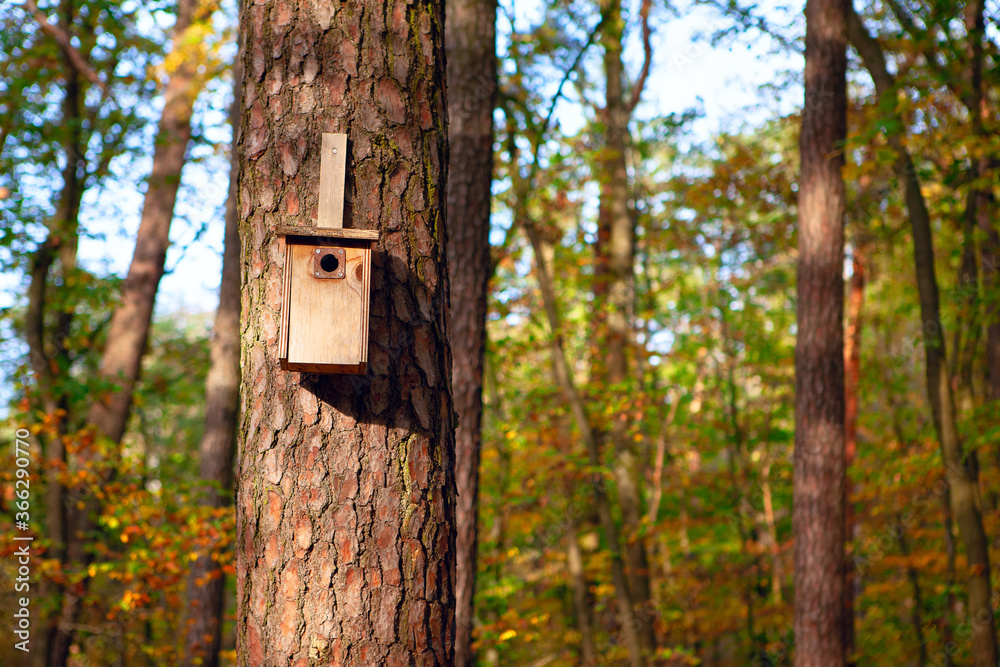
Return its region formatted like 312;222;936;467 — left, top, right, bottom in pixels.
793;0;847;663
235;0;455;662
848;9;999;663
182;39;243;667
445;0;496;660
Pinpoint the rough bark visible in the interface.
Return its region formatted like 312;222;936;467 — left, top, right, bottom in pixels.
848;9;998;664
48;1;207;662
445;0;497;660
593;0;656;653
182;46;243;667
235;0;455;662
793;0;847;663
842;246;864;665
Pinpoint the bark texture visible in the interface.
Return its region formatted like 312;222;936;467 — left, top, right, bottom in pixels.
236;0;455;663
848;9;998;664
793;0;847;663
445;0;496;660
182;46;244;667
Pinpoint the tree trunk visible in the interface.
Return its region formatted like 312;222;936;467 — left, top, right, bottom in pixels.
235;0;455;662
793;0;847;664
524;222;645;667
29;2;86;659
566;514;597;665
445;0;497;660
86;0;200;443
848;10;998;664
962;0;1000;403
48;1;208;662
182;40;243;667
895;513;929;666
594;0;656;653
842;246;864;664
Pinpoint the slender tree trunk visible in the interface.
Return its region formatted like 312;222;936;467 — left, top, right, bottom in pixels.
446;0;497;660
842;246;864;664
29;3;86;659
593;0;656;653
49;2;209;662
566;514;597;665
524;222;645;667
953;196;980;414
87;0;200;443
962;0;1000;402
894;513;929;666
761;462;783;605
848;10;998;663
182;41;243;667
793;0;847;663
235;0;455;662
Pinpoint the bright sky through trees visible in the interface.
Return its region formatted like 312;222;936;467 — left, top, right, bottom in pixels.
31;0;801;319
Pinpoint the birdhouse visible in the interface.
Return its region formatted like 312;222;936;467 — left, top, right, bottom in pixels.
277;134;379;374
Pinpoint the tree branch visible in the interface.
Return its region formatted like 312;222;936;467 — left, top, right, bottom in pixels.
626;0;653;115
24;0;108;94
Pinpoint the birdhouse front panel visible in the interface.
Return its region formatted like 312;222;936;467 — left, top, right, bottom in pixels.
277;235;374;374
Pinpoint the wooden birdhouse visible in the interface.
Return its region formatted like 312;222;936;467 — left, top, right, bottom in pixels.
277;133;379;374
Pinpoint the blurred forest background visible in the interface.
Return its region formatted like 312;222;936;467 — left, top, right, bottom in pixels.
1;0;999;664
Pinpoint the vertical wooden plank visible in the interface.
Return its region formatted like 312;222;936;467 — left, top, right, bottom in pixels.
317;133;348;229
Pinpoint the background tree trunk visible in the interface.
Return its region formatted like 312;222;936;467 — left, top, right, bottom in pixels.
182;39;243;667
793;0;847;663
49;1;207;662
235;0;455;662
848;10;998;664
29;2;86;660
445;0;497;660
524;222;645;667
594;0;656;653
